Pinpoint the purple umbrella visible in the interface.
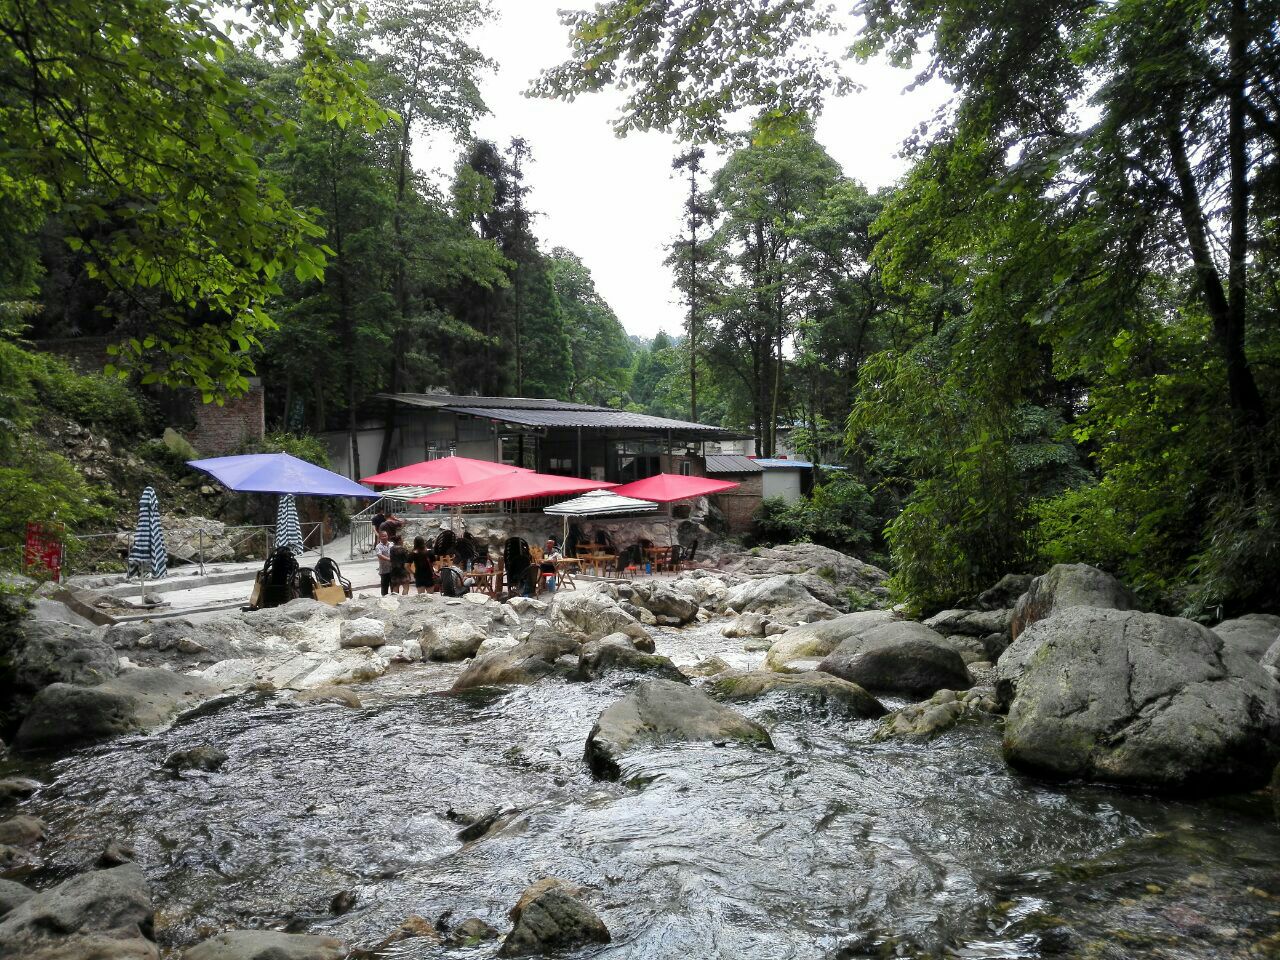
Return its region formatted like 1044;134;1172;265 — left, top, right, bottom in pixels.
187;453;377;498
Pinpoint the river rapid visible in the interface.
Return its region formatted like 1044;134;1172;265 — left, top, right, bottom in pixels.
7;621;1280;959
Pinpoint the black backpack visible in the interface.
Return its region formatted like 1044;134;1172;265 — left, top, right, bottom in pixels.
439;566;469;597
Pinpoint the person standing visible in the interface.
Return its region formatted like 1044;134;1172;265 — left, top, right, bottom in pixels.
389;534;412;595
375;529;393;596
410;536;436;594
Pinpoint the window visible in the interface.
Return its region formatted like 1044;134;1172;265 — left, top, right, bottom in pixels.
679;460;692;475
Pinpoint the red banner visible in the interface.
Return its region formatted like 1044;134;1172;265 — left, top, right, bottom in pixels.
24;522;63;582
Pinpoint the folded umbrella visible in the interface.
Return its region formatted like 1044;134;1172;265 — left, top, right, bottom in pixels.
126;485;168;579
275;494;305;555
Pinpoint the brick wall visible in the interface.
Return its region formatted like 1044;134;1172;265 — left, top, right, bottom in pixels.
713;473;764;535
188;378;265;455
32;336;114;373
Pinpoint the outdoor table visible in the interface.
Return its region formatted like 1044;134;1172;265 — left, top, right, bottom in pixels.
644;546;674;572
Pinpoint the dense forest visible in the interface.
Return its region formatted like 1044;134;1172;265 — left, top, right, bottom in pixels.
2;0;1278;617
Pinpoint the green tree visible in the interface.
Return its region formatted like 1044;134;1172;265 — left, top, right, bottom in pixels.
0;0;389;397
548;248;633;404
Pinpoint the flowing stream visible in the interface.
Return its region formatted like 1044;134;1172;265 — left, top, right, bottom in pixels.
8;622;1280;958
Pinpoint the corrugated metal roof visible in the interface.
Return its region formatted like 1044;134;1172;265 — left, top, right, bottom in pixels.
753;458;813;469
379;393;612;412
705;454;764;474
446;406;742;436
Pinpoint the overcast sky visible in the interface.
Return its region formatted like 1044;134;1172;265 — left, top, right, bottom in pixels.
415;0;950;340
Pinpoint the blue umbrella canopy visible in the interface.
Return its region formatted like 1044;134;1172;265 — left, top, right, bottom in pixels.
187;453;377;498
275;494;305;555
126;485;168;578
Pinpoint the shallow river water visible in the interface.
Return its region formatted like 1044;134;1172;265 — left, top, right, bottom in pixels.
10;622;1280;958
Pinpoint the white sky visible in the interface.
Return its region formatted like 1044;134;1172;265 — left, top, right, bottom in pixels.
414;0;950;340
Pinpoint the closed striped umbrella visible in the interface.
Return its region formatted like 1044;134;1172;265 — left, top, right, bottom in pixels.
275;494;305;555
126;486;167;579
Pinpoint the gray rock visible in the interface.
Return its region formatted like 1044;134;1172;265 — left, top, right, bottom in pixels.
164;745;228;773
182;930;347;960
0;864;154;959
763;610;894;672
452;632;579;692
0;817;44;848
742;637;773;652
15;669;222;752
972;573;1033;611
293;686;362;708
711;671;885;718
819;621;972;697
1213;614;1280;661
0;879;32;918
338;617;385;648
420;617;486;662
721;612;771;638
0;779;42;803
634;584;698;624
724;575;818;616
923;608;1011;638
1010;563;1136;640
0;844;35;877
449;917;498;945
875;687;1000;740
682;656;732;678
585;679;773;779
0;620;118;718
549;591;637;641
577;636;687;683
720;543;889;597
499;879;610;957
997;607;1280;792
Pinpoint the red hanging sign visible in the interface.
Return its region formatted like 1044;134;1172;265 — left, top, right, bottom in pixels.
24;522;64;582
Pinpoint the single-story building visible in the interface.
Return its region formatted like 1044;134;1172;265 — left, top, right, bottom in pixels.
324;393;750;485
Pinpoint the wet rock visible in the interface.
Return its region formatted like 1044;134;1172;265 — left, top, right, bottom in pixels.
682;656;732;678
630;583;698;624
328;890;356;915
620;622;656;653
711;671;885;719
0;619;118;729
164;745;228;773
819;621;972;698
0;878;32;918
96;840;136;867
198;650;386;694
182;930;347;960
742;637;773;652
420;616;486;662
294;686;362;708
997;608;1280;792
0;844;35;877
923;608;1011;639
0;816;44;848
972;573;1033;611
577;635;687;683
1010;563;1136;641
338;618;386;649
764;610;894;673
722;612;772;638
360;915;439;954
452;633;579;692
499;878;610;956
549;591;637;641
448;917;498;945
451;806;504;842
875;687;1000;740
0;864;155;959
0;778;42;803
585;679;773;779
15;669;222;752
1213;614;1280;661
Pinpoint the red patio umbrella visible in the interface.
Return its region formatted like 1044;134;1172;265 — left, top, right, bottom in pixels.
609;473;740;548
410;472;616;506
361;455;530;488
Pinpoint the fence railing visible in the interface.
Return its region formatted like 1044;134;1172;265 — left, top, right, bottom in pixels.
63;521;325;579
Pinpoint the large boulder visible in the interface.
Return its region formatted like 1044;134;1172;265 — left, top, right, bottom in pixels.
725;575;815;616
420;617;487;662
452;631;579;692
14;669;222;752
1213;614;1280;661
997;607;1280;792
971;573;1033;611
0;864;155;959
875;687;1001;740
182;930;346;960
763;610;895;673
498;879;610;957
338;617;386;648
818;621;971;697
549;591;637;641
198;649;386;694
0;879;33;918
629;583;698;625
0;619;118;730
584;679;772;779
710;671;885;719
1010;563;1136;641
577;635;687;684
923;608;1011;638
720;543;888;596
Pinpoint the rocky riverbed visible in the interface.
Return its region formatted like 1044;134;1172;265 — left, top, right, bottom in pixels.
2;547;1279;958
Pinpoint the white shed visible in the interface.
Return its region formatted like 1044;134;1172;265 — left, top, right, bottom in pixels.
754;458;811;502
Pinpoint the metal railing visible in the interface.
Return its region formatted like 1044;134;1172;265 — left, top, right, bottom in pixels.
64;521;325;579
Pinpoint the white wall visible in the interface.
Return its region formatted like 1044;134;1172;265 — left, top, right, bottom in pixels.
762;469;803;502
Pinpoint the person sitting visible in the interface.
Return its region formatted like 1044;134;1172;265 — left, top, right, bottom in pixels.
539;538;564;592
